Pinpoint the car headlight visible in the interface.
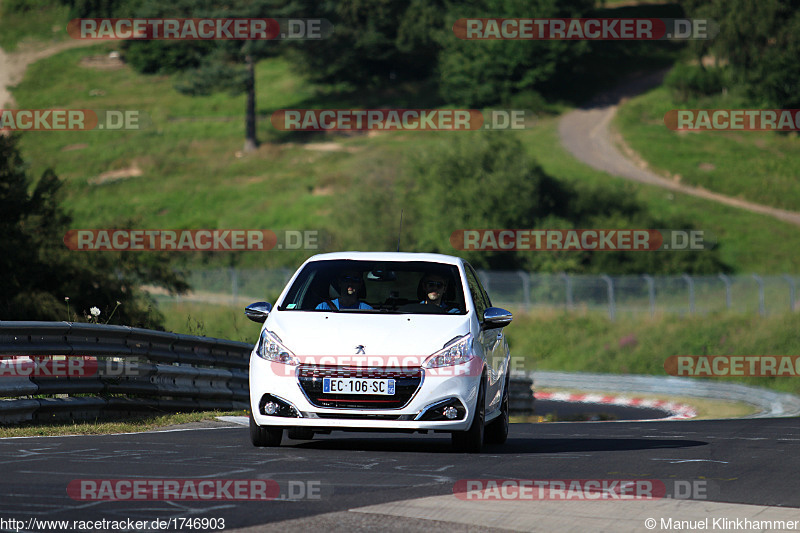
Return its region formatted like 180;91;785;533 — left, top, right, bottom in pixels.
423;334;474;368
256;330;299;365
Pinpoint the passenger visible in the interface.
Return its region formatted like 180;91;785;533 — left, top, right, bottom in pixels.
419;274;459;313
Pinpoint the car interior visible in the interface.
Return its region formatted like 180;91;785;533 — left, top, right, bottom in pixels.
280;261;466;314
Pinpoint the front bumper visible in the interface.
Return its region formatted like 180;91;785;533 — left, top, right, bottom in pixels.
249;353;481;431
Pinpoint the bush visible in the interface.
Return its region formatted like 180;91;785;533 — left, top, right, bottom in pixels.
665;63;730;102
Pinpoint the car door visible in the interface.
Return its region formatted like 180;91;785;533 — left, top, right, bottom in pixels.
464;264;504;415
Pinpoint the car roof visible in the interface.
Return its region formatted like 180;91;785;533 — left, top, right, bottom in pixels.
303;251;464;266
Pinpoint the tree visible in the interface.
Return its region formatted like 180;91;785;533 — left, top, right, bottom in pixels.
0;134;188;325
680;0;800;108
437;0;594;107
281;0;447;90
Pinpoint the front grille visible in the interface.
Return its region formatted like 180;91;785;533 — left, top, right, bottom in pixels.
298;365;422;409
313;413;405;420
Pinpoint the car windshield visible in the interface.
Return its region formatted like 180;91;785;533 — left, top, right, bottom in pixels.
278;260;467;314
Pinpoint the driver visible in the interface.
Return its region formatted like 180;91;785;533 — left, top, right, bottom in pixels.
316;270;373;310
420;274;459;313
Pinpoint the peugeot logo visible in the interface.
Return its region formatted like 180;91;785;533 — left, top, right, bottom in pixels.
355;345;365;355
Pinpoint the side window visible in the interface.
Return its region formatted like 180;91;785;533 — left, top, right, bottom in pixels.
464;264;489;319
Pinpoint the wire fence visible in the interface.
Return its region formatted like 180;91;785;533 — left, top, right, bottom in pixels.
154;269;800;319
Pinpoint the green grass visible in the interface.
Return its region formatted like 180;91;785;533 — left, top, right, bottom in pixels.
0;410;245;437
11;40;800;277
14;46;800;274
13;45;441;269
0;0;71;51
508;309;800;396
615;85;800;212
158;299;260;344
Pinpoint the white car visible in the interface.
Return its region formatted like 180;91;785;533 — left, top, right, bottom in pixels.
245;252;513;452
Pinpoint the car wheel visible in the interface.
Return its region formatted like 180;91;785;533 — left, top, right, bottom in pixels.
452;376;485;453
485;372;509;445
249;412;283;447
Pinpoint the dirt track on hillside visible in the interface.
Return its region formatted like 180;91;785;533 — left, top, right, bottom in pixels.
0;40;92;108
558;70;800;227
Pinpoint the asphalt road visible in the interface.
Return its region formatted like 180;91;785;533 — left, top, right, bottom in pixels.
534;399;672;421
1;418;798;532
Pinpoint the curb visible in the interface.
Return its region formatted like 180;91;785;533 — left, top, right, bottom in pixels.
534;391;697;420
531;371;800;418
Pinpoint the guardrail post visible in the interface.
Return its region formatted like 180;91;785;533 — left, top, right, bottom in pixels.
752;274;765;316
783;275;796;312
600;275;615;321
560;272;573;311
681;274;695;315
516;271;530;311
718;274;732;310
642;274;655;317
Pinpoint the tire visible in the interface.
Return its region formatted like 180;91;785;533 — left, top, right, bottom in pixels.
452;376;485;453
485;372;509;445
249;412;283;447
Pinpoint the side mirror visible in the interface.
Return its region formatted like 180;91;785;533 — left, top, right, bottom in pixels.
482;307;513;329
245;302;272;323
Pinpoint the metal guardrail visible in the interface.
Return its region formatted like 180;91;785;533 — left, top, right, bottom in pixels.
0;322;540;424
532;371;800;418
0;322;252;424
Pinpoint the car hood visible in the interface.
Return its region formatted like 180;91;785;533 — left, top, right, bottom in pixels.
265;311;471;359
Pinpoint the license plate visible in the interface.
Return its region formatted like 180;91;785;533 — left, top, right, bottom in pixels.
322;377;395;395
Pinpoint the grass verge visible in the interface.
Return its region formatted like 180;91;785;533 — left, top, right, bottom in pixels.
0;410;246;438
509;310;800;395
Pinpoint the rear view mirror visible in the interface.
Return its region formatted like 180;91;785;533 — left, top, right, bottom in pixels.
482;307;513;329
367;269;397;281
245;302;272;323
